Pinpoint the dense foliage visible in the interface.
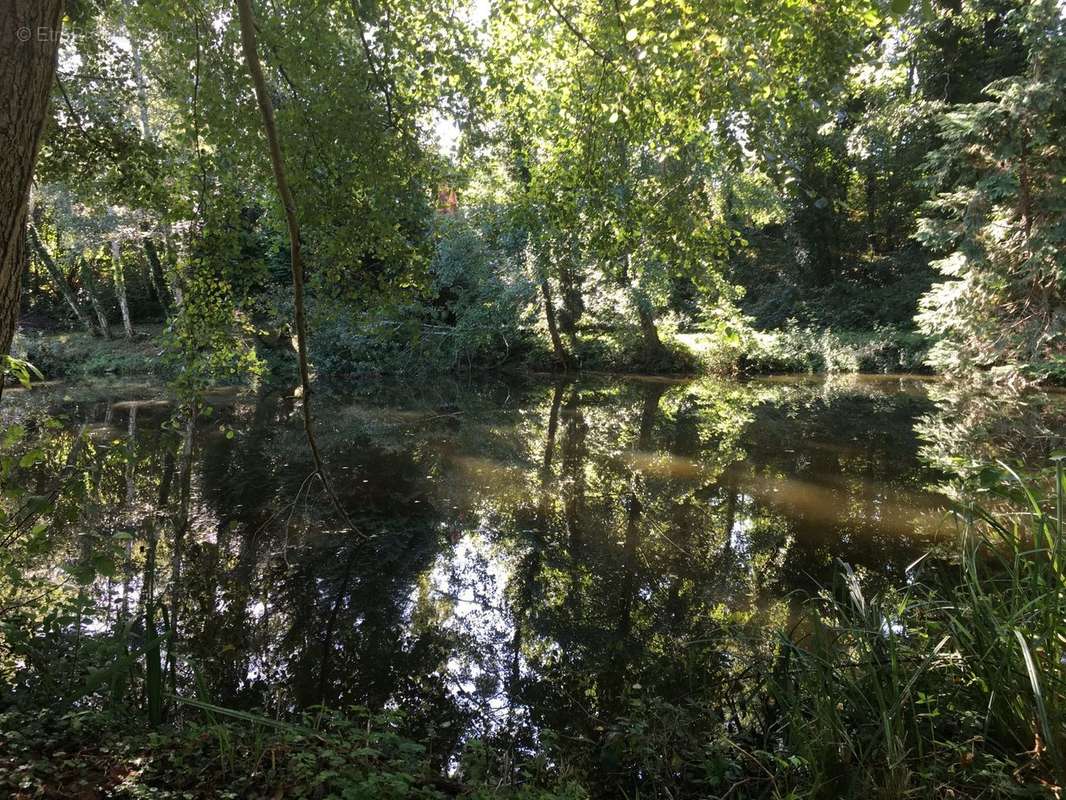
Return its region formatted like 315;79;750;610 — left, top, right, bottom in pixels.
916;1;1065;384
4;0;1061;387
1;0;1065;798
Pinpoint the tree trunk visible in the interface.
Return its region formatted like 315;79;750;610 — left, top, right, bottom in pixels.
143;236;171;312
28;223;96;334
631;286;664;361
540;276;573;371
0;0;64;395
162;226;183;308
557;235;585;351
236;0;349;518
635;297;663;356
124;1;152;141
80;258;112;340
865;167;878;250
620;252;663;362
111;239;135;339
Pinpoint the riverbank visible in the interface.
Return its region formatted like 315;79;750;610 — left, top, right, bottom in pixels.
12;322;933;385
12;325;170;380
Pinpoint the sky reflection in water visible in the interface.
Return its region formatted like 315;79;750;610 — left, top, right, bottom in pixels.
4;373;1063;749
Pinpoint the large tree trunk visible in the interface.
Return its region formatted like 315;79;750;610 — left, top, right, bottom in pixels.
111;239;135;339
0;0;64;394
633;290;664;360
621;253;664;362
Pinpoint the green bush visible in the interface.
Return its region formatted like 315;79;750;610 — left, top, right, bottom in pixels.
740;323;931;375
310;216;539;378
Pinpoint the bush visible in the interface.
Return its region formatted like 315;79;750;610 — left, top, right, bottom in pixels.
676;319;931;377
311;215;539;378
740;322;931;375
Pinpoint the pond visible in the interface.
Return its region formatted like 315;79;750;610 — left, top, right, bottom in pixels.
2;373;1064;762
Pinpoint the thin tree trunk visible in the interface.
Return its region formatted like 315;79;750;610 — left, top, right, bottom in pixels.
143;235;171;312
634;294;663;359
111;239;134;339
162;226;183;308
235;0;332;489
0;0;65;399
80;258;112;339
540;275;572;370
28;223;96;334
124;1;152;141
865;168;878;250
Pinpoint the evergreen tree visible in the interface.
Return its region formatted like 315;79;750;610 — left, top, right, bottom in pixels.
916;0;1066;383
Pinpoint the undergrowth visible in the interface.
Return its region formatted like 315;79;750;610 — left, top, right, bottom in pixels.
12;328;169;380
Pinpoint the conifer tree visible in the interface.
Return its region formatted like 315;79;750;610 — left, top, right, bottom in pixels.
916;0;1065;384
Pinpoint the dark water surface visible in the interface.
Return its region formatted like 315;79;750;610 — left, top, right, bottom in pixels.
4;373;1064;750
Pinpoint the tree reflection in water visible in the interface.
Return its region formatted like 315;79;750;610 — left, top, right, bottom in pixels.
3;373;1061;777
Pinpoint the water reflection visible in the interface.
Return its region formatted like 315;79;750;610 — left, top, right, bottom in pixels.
3;373;1062;766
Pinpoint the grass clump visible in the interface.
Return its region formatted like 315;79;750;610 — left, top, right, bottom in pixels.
769;459;1066;798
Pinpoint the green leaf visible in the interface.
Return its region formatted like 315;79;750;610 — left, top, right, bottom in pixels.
626;28;638;42
92;554;118;578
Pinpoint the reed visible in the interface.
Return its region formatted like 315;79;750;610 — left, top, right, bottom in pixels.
772;459;1066;797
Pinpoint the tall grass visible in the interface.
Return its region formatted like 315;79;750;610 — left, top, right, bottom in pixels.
953;460;1066;783
772;459;1066;797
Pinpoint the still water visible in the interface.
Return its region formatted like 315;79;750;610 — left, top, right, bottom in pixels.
3;373;1063;751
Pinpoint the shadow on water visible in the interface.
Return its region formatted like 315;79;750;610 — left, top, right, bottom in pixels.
3;372;1064;765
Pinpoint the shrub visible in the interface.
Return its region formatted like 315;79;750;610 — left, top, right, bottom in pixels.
310;215;539;377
